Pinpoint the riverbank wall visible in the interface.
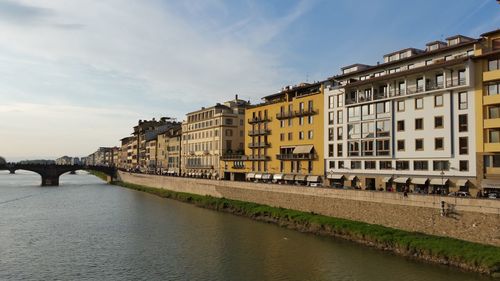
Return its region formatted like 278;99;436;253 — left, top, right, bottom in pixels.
117;171;500;247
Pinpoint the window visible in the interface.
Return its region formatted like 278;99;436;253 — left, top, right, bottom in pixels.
436;74;444;88
489;106;500;119
337;111;343;123
337;127;343;140
434;138;444;150
415;97;423;109
364;161;376;169
458;92;468;109
459;137;468;155
308;115;313;124
434;95;443;107
444;55;452;61
376;101;391;117
361;140;374;156
361;104;375;120
459;114;468;132
329;161;335;169
308;100;313;111
397;100;405;112
397;140;405;151
380;161;392;169
488;82;500;96
396;161;409;170
288;132;293;141
308;130;313;139
328;112;334;125
361;122;375;138
415;118;423;130
459;160;469;171
337;144;343;157
414;161;428;170
434;116;444;128
348;141;360;156
299;131;304;140
425;59;432;66
416;77;424;92
338;95;344;107
348;106;361;122
397;120;405;132
398;81;406;95
328;128;334;141
458;70;466;85
433;161;449;171
338;161;344;169
280;120;285;128
328;96;334;109
225;129;233;136
488;58;500;71
328;144;334;157
280;133;285;141
376;120;391;137
376;139;390;156
225;118;233;125
415;139;424;151
489;129;500;143
348;123;361;139
351;161;362;169
299;117;304;125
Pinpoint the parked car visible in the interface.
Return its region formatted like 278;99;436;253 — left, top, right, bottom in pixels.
309;182;320;187
448;191;471;197
487;192;498;199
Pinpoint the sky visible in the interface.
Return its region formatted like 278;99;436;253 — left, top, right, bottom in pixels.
0;0;498;161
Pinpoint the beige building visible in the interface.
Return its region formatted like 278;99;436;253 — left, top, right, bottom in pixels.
181;95;249;179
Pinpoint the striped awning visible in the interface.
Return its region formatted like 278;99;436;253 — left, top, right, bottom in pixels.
327;173;345;180
295;175;307;181
284;174;295;181
430;178;449;185
255;173;263;179
394;177;409;184
382;176;392;183
482;179;500;189
411;177;429;185
293;145;314;154
246;173;255;179
347;175;358;181
262;174;272;180
273;174;284;180
456;179;470;186
307;176;320;182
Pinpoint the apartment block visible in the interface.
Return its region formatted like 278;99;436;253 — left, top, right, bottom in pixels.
222;83;324;184
181;95;249;179
156;125;182;175
473;29;500;193
324;34;476;194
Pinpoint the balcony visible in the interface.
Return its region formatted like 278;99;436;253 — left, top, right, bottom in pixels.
294;108;317;117
247;155;270;161
485;143;500;152
276;111;294;120
220;154;245;160
185;164;213;169
248;116;271;124
248;142;270;148
276;153;318;160
484;69;500;82
484;94;500;106
248;129;271;136
484;118;500;129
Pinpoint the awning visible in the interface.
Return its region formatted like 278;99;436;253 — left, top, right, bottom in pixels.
246;173;255;179
284;174;295;181
327;173;344;179
262;174;272;180
293;145;314;154
382;176;392;183
273;174;284;180
296;175;307;181
347;175;358;181
456;179;470;186
394;177;409;184
411;177;429;185
307;176;320;182
255;173;263;179
482;179;500;189
430;178;449;185
212;173;218;178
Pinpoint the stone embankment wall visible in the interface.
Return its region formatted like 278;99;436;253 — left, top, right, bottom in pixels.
117;171;500;246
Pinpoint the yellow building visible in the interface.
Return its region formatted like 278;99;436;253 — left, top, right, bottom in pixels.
222;82;324;185
474;29;500;193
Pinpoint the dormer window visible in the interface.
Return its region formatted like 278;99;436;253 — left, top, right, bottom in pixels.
388;54;399;62
448;38;459;46
429;44;439;51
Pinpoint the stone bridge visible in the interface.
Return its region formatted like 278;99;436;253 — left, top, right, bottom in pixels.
0;162;116;186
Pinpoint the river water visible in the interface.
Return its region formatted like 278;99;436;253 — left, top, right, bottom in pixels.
0;171;493;281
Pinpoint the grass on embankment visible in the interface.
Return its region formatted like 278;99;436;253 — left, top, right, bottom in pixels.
88;170;108;181
111;180;500;276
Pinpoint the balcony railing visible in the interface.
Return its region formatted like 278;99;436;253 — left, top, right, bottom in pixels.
247;155;270;161
294;108;317;117
248;116;271;124
248;129;271;136
185;164;213;169
276;153;318;160
220;154;245;160
276;111;294;120
248;142;270;148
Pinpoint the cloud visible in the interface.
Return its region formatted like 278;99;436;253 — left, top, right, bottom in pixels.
0;0;312;158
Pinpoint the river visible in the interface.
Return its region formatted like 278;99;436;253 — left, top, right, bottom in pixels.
0;171;493;281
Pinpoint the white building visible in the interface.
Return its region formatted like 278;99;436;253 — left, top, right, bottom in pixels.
324;35;477;194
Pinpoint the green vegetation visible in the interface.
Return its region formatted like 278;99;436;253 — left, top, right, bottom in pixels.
112;181;500;276
89;170;108;181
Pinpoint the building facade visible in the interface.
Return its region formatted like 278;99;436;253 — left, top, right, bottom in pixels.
223;83;325;185
181;95;249;179
324;34;477;194
473;29;500;193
